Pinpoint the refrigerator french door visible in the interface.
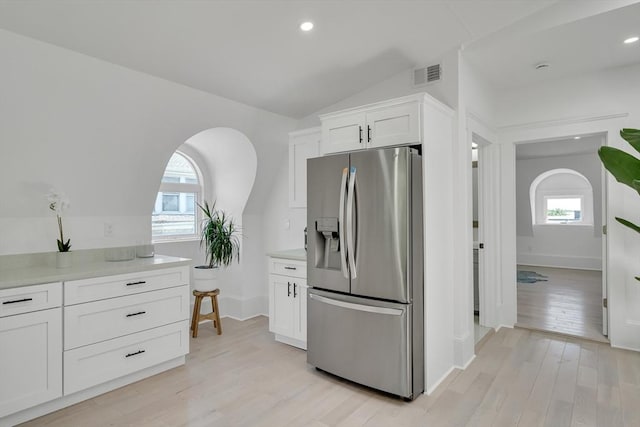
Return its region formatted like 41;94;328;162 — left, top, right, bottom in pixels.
306;146;424;399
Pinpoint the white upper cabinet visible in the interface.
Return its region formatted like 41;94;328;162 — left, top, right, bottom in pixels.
289;127;320;208
319;95;423;155
320;111;367;154
367;102;421;149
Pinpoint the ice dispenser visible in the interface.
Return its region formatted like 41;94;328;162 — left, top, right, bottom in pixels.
314;217;341;269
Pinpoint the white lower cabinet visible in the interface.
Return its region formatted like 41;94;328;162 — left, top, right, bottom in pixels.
0;283;62;418
64;320;189;395
0;264;190;424
268;257;307;349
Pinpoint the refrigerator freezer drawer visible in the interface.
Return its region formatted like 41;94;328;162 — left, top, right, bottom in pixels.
307;289;413;398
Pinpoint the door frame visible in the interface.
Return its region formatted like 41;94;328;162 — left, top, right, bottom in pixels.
467;114;500;330
496;113;628;337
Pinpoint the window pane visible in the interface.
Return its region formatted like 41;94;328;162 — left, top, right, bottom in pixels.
153;192;197;237
162;153;198;183
162;193;179;212
546;198;582;223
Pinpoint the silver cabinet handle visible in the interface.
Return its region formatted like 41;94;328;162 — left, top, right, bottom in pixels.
346;167;357;279
339;167;349;279
310;293;403;316
284;266;297;270
293;283;297;298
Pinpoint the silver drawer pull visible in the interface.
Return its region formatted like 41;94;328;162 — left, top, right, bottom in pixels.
3;298;33;305
125;350;145;358
284;266;297;270
126;311;146;318
126;280;146;286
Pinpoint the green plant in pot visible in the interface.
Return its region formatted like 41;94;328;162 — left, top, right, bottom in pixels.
193;201;240;292
598;128;640;281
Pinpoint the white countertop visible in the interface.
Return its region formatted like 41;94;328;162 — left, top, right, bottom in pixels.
267;248;307;262
0;253;191;290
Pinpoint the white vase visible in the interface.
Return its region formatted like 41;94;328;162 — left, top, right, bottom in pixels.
193;266;219;292
56;252;72;269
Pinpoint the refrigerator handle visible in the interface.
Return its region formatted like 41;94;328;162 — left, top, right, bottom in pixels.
347;167;357;278
339;167;349;279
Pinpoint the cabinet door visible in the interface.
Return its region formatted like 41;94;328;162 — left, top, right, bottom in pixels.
289;128;320;208
0;308;62;417
321;111;366;154
367;102;421;149
293;279;308;346
268;274;295;337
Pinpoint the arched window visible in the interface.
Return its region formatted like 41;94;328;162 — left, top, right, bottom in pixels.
530;168;594;226
152;151;202;240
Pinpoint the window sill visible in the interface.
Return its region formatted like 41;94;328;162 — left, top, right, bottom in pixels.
534;223;594;228
153;236;200;245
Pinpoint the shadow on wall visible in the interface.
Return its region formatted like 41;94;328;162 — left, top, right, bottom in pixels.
183;127;258;220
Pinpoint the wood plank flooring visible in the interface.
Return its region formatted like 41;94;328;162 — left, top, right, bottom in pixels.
22;316;640;427
517;265;606;343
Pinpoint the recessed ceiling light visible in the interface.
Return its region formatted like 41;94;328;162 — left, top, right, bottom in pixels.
574;136;581;140
300;22;314;32
624;36;639;44
535;62;551;71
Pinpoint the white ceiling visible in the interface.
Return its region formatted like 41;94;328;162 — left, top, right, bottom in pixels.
465;1;640;89
0;0;557;118
516;135;603;160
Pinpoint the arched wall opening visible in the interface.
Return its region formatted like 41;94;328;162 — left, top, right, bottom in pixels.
154;127;259;319
529;168;594;226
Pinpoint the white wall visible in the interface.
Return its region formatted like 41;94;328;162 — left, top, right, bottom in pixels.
296;48;459;129
0;28;297;318
496;62;640;350
516;152;602;270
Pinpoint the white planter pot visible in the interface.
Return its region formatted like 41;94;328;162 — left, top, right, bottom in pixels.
56;252;72;269
193;266;219;292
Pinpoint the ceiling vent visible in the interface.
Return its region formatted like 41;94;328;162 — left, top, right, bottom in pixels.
413;64;442;87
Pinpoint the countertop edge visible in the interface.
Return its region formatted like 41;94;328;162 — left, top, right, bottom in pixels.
0;255;192;290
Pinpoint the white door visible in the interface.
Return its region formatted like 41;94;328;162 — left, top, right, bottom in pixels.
0;308;62;417
321;111;366;154
367;102;421;149
477;140;502;329
268;275;295;337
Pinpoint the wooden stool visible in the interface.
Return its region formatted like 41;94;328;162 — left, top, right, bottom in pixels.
191;289;222;338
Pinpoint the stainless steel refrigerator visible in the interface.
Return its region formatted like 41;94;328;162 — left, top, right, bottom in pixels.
306;146;424;400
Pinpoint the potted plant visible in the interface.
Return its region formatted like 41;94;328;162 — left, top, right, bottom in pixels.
47;189;72;268
598;128;640;282
193;201;240;292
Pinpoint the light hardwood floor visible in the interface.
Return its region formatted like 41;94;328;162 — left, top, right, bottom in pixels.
517;265;606;343
22;316;640;427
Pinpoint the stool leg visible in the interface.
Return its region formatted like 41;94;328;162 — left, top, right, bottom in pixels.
190;296;197;332
212;295;222;335
192;296;202;338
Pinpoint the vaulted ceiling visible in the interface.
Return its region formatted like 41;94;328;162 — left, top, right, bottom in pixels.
0;0;558;118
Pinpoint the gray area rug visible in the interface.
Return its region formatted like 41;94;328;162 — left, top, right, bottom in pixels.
517;270;548;284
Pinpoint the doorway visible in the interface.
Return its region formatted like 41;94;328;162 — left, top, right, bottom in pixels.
514;134;608;342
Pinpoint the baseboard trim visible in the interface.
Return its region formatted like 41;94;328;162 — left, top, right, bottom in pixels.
456;354;476;370
1;356;185;426
517;255;602;271
425;365;456;396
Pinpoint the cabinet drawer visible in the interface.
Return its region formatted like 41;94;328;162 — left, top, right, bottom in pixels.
64;266;189;305
0;282;62;318
64;320;189;395
64;285;189;350
269;258;306;278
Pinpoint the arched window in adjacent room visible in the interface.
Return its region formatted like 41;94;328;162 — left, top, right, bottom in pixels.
152;151;203;240
529;168;594;226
